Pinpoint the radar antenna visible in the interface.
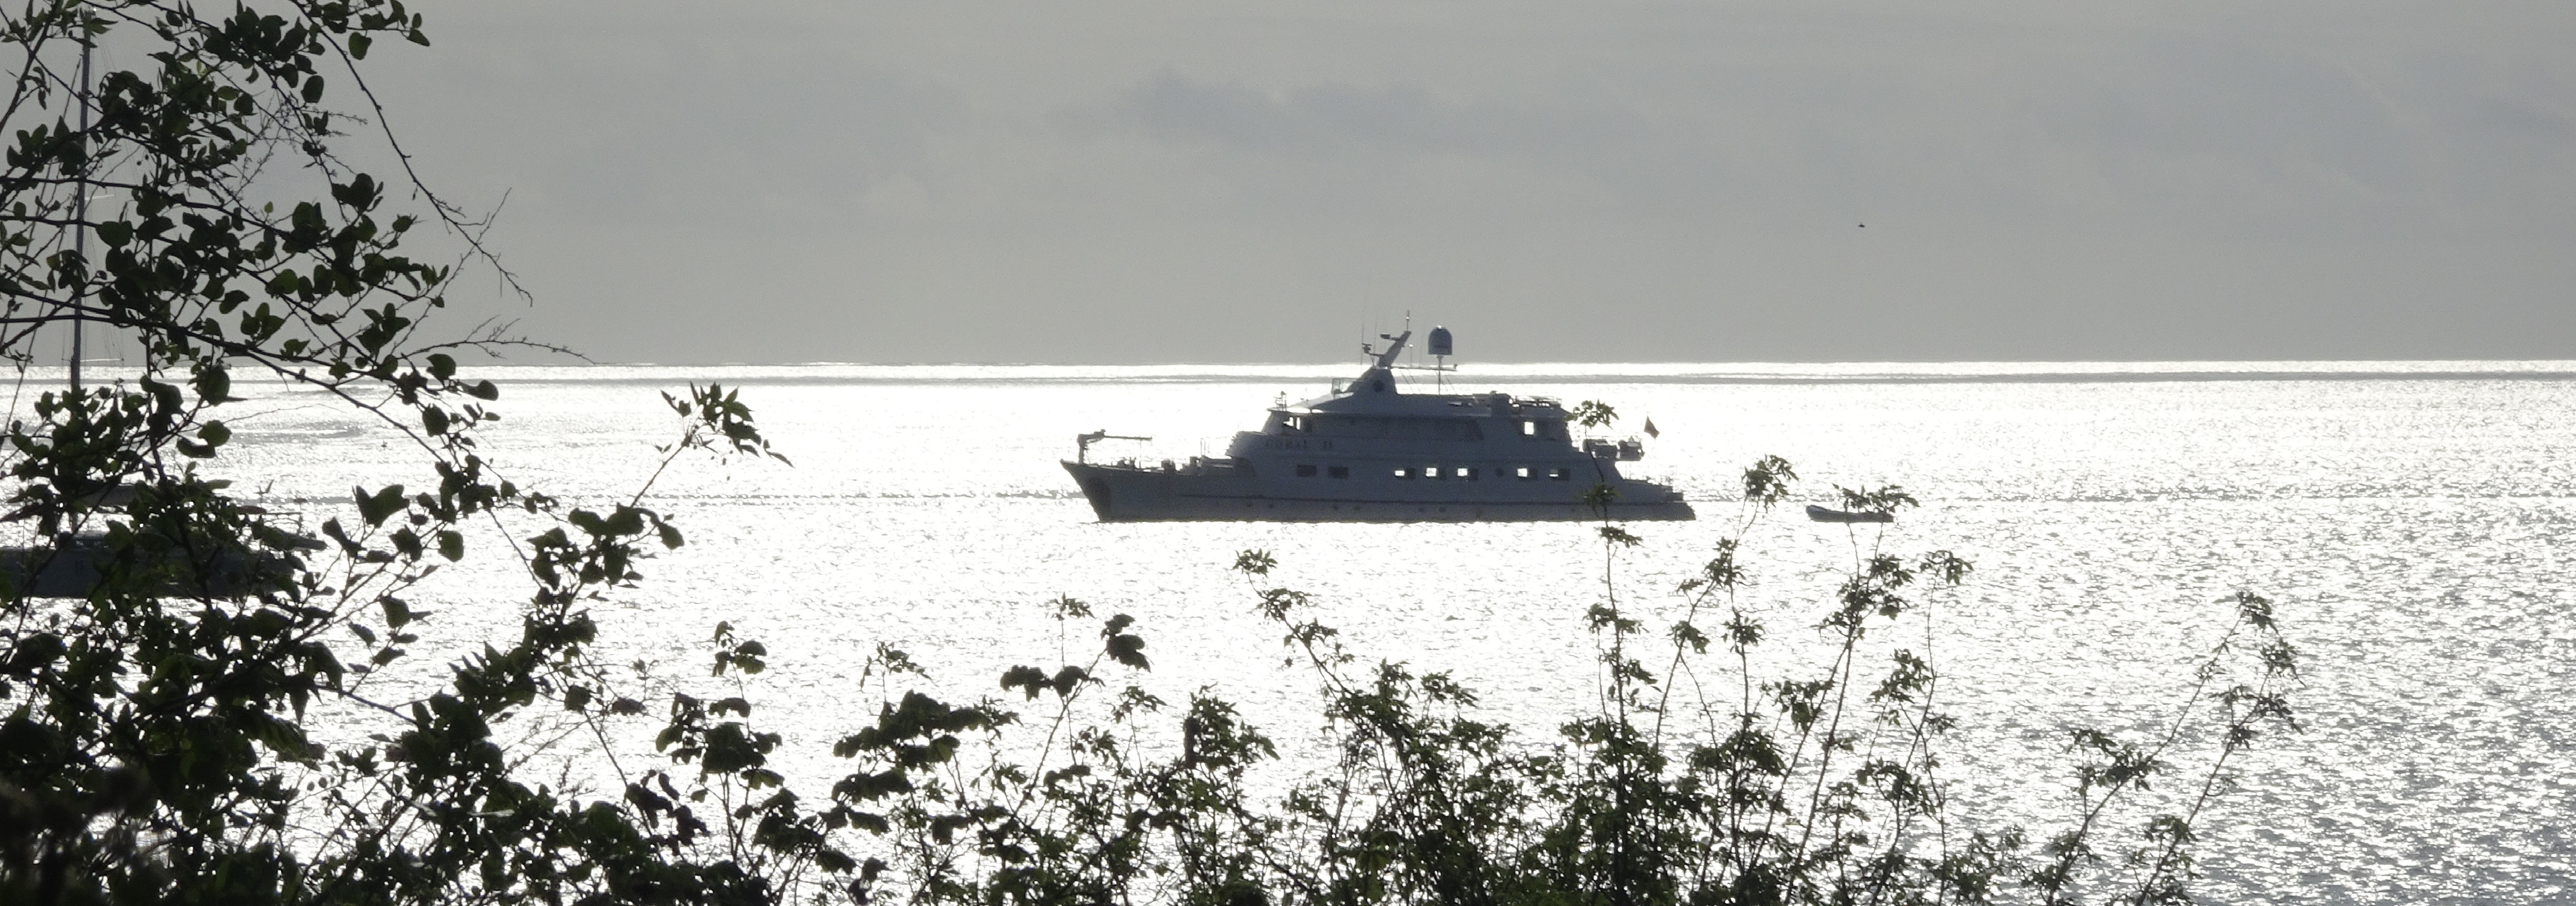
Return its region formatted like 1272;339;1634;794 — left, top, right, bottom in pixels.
1388;323;1457;390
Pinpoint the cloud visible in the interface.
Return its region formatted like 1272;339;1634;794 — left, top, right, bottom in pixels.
358;0;2576;362
1105;70;1606;156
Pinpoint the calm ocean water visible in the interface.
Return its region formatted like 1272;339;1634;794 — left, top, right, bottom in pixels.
67;360;2576;903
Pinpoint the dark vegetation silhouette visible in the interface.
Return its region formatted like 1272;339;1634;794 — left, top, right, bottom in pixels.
1;2;2299;903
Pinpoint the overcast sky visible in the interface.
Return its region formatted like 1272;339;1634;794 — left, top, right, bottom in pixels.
359;0;2573;364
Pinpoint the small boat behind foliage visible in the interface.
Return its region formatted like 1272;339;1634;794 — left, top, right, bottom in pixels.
0;482;317;599
1805;504;1894;524
0;530;297;599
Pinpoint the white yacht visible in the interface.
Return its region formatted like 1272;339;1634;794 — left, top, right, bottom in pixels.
1062;328;1694;522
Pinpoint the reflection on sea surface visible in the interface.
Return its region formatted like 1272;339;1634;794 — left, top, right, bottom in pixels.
40;360;2567;905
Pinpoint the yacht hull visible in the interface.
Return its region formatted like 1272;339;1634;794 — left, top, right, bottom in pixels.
1063;461;1696;523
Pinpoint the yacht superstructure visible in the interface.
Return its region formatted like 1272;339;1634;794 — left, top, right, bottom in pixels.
1061;329;1694;522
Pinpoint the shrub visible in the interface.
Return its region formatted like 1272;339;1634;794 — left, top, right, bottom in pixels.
699;456;2299;905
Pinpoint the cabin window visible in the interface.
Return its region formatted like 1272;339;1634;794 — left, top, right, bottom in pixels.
1295;464;1318;477
1461;467;1480;481
1549;467;1572;481
1328;466;1350;479
1516;466;1536;480
1521;420;1536;436
1394;467;1413;479
1426;465;1446;480
1285;416;1309;432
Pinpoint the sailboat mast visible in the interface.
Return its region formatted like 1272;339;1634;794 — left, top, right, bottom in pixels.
69;41;90;398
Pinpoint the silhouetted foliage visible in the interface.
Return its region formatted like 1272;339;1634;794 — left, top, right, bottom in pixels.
0;3;2300;904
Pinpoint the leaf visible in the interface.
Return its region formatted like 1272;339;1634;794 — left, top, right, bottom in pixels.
1573;400;1618;428
603;507;645;536
348;33;372;59
5;633;64;672
1050;665;1089;695
1105;634;1149;671
1000;665;1049;700
356;484;407;527
435;530;463;562
141;379;183;416
1232;549;1275;576
194;366;235;403
197;420;231;447
1740;455;1798;507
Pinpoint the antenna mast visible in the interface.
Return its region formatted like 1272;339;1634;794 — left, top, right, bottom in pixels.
1426;324;1453;391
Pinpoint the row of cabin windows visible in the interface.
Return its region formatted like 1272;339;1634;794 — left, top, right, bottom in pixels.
1291;463;1573;481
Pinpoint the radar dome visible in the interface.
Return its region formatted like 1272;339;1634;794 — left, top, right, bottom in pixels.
1428;326;1453;357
